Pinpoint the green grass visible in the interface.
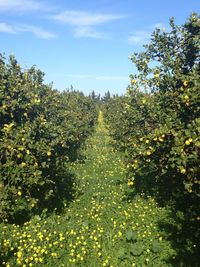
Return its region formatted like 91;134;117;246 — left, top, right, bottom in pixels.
0;112;176;266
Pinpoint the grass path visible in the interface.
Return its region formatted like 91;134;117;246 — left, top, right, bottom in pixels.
1;112;176;267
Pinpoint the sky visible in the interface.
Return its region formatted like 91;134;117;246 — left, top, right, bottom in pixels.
0;0;199;95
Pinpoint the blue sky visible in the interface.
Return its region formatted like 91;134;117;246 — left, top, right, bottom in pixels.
0;0;199;95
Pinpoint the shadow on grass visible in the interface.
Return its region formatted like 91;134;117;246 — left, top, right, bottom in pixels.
157;203;200;267
9;169;76;225
125;172;200;267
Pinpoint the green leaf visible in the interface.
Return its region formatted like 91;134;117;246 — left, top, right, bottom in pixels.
129;242;144;256
126;230;137;242
195;141;200;148
116;247;126;259
151;240;161;253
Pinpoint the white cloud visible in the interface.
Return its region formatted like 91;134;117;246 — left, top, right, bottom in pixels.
52;10;124;26
96;76;129;81
128;30;150;44
66;74;129;82
51;10;124;39
128;22;170;45
73;26;107;39
0;22;17;34
0;21;56;40
18;25;56;40
52;72;62;77
0;0;45;12
67;74;93;79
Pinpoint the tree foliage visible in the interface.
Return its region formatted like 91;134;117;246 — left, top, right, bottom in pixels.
103;13;200;263
0;54;97;223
